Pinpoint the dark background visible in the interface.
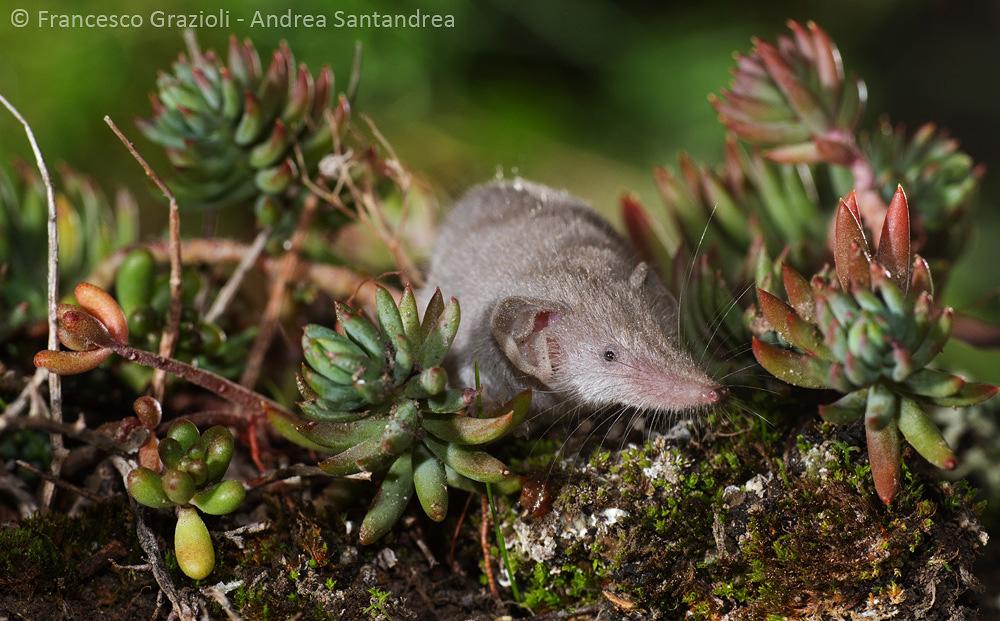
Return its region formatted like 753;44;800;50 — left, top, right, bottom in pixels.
1;0;998;377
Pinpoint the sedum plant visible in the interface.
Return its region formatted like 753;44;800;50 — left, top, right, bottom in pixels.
0;164;136;341
114;248;254;382
751;186;997;504
622;20;983;373
138;36;338;221
268;286;529;544
127;404;245;580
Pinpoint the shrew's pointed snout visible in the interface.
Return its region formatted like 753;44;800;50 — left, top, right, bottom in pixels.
701;386;728;405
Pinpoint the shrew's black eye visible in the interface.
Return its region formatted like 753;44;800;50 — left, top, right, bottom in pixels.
603;350;616;362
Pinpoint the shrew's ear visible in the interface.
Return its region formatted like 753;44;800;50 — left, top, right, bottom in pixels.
490;296;563;385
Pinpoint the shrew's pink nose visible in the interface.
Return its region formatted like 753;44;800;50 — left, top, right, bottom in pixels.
702;387;727;404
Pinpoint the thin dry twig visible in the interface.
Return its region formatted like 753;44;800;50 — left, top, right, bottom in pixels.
88;238;386;308
221;522;270;549
346;41;363;102
1;368;46;418
111;456;198;621
245;463;342;492
240;195;319;389
16;460;110;503
480;494;500;600
205;227;271;323
341;164;424;288
0;414;148;454
202;580;244;621
104;116;183;403
0;92;65;510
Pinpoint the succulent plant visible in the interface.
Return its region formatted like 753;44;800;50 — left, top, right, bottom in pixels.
0;163;136;340
268;286;529;544
711;20;866;166
137;35;340;221
622;21;985;369
847;120;982;278
751;186;997;504
114;249;255;384
127;402;245;580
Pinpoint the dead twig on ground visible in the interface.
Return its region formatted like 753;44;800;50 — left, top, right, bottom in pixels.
104;116;183;403
111;456;198;621
0;93;65;510
16;460;110;503
1;413;148;454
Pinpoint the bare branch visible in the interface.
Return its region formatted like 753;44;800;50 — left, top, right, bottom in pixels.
15;460;110;503
240;195;319;388
104;115;183;402
110;456;198;621
87;238;389;309
205;227;271;323
0;92;65;510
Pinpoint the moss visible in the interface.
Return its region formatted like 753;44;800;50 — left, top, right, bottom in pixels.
0;498;136;591
504;411;987;618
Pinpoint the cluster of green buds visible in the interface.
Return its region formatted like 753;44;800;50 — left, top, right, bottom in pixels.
127;402;245;580
137;35;340;221
752;186;997;504
114;249;253;382
269;286;529;544
0;164;136;341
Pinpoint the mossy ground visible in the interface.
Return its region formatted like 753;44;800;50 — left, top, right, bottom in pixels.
0;400;991;619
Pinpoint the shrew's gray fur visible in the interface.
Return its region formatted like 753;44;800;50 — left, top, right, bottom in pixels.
422;179;722;418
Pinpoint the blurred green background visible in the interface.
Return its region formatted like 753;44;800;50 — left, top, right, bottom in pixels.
1;0;997;377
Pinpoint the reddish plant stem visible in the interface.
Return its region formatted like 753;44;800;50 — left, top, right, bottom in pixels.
240;195;319;388
480;494;500;601
104;116;183;402
110;343;293;419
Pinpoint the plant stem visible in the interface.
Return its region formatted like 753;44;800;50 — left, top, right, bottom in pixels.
241;195;319;389
487;483;522;603
0;92;64;511
104;116;183;402
110;343;294;419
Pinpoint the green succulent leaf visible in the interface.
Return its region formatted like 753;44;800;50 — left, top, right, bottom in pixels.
191;479;247;515
166;419;200;453
422;410;515;445
412;444;448;522
897;398;956;470
127;467;174;509
818;388;867;424
175;506;215;580
359;453;414;545
423;436;511;484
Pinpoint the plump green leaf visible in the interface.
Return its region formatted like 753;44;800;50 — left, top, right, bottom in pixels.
359;453;414;545
127;467;174;509
161;468;196;505
192;479;247;515
175;506;215;580
423;436;510;484
897;398;955;470
166;419;200;452
115;249;156;317
422;410;515;446
818;388;867;424
412;445;448;522
201;426;235;483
